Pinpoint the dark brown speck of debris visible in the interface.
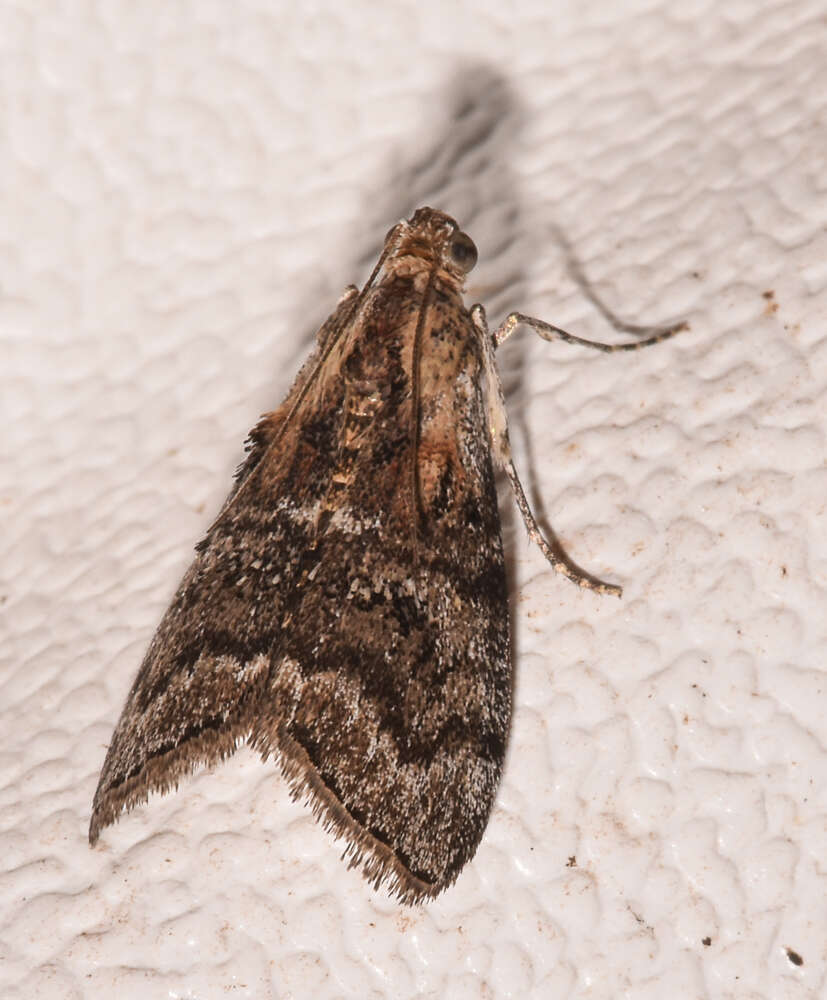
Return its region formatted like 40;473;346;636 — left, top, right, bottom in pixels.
786;948;803;966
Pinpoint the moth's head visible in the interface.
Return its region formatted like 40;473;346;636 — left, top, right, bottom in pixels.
383;207;478;282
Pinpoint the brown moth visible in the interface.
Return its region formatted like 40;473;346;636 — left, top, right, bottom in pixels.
89;208;682;902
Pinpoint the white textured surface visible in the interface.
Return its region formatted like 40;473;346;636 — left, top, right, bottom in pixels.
2;1;826;997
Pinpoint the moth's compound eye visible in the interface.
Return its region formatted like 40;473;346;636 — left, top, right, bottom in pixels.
448;231;478;273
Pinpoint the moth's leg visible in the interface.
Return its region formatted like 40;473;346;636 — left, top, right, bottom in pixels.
491;311;687;351
471;305;622;597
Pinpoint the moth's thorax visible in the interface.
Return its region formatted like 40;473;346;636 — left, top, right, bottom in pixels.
379;259;438;296
381;247;466;296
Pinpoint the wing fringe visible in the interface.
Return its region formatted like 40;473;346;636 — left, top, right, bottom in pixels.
88;724;246;846
251;726;448;905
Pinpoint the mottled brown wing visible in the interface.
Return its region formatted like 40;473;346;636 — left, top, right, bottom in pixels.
90;259;510;904
248;275;511;902
89;289;361;844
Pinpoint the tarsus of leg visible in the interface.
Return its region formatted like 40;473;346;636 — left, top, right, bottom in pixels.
503;457;622;597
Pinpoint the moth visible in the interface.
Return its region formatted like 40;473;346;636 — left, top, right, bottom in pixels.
90;208;682;903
